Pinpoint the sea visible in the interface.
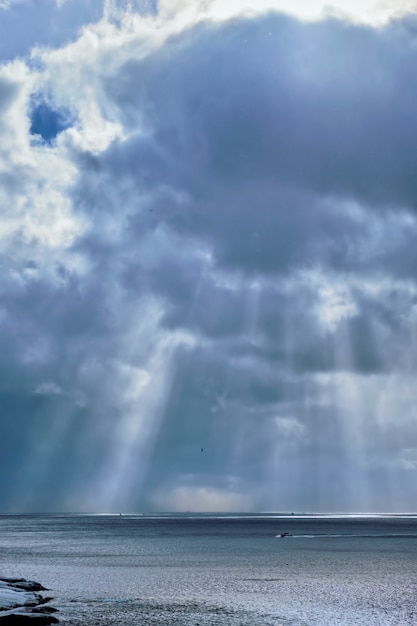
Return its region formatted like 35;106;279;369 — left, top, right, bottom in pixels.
1;513;417;625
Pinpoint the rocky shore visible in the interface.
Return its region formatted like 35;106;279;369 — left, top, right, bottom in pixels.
0;578;58;624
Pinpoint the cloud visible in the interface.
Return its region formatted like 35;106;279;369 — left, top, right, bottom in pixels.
274;416;306;440
150;481;256;512
0;1;106;61
1;3;417;513
85;13;417;208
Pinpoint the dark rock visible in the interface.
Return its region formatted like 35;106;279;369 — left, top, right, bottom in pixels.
9;578;47;591
35;599;52;607
0;580;26;585
0;614;59;624
0;578;58;625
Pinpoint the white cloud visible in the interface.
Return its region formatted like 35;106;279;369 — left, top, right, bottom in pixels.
394;459;417;471
0;0;28;9
35;381;62;395
274;416;306;440
151;483;256;512
207;0;417;24
303;271;358;334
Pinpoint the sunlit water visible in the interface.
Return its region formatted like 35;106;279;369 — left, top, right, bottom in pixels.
1;514;417;625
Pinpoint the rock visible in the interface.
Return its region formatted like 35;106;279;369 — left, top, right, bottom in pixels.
32;607;58;615
0;579;58;625
0;580;47;592
0;614;59;624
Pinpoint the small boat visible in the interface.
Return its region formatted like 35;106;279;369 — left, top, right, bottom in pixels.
279;532;292;538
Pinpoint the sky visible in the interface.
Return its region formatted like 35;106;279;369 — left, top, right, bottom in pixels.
1;0;417;513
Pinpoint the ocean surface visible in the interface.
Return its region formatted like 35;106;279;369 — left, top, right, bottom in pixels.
1;513;417;625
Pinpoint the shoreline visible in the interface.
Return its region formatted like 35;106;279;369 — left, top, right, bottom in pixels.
0;578;58;624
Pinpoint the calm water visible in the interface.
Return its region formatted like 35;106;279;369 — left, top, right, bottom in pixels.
1;514;417;625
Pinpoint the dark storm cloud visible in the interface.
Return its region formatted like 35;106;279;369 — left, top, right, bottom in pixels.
101;13;417;208
67;10;417;301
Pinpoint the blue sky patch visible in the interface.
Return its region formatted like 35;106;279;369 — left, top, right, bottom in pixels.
30;101;72;143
